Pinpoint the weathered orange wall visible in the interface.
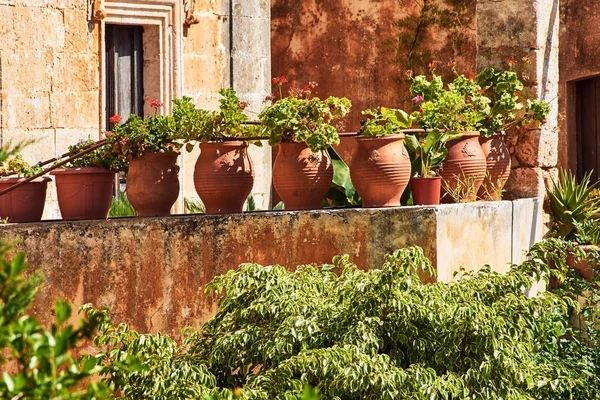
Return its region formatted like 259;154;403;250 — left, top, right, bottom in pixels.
271;0;477;131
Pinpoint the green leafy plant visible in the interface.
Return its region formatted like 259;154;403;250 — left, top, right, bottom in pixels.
403;129;461;177
259;78;351;152
3;154;43;178
441;171;479;203
185;197;206;214
323;147;360;207
109;190;135;218
64;139;116;170
358;107;413;136
547;169;600;240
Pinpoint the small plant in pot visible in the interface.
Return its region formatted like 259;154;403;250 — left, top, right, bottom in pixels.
408;65;490;203
49;139;116;221
105;103;182;217
173;88;260;215
259;78;351;210
476;62;551;200
547;169;600;282
350;107;413;207
0;155;49;223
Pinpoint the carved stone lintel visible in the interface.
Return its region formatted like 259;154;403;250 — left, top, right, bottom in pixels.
183;0;200;25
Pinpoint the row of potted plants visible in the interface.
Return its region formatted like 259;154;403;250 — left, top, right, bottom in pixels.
0;62;550;222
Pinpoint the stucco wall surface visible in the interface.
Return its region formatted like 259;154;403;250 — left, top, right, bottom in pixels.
1;199;542;337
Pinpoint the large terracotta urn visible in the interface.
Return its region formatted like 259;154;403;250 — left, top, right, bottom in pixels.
0;177;51;223
50;167;114;220
126;152;180;217
272;142;333;211
350;134;411;207
477;132;511;201
439;131;487;203
194;141;254;214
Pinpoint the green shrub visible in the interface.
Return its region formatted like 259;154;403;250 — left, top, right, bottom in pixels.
109;190;135;218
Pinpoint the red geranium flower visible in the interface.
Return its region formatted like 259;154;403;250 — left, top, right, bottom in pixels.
507;57;515;65
447;61;456;67
109;115;122;124
271;75;288;85
465;73;475;79
149;99;163;109
428;62;437;69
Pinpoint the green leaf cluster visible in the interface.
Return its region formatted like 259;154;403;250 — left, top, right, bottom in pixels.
359;107;413;137
259;92;351;152
404;129;461;177
64;139;113;170
3;154;43;178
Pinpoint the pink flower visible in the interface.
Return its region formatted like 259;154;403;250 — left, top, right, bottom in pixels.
103;131;112;138
109;115;122;124
405;69;414;78
428;62;437;69
149;99;163;109
412;95;425;104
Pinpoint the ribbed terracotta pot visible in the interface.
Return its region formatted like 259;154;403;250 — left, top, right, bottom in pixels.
411;177;441;206
273;142;333;211
0;177;50;223
350;134;411;207
126;152;180;217
477;132;511;201
194;141;254;214
440;131;487;203
50;168;115;220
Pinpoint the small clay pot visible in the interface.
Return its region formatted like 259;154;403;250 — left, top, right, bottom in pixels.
50;167;114;220
126;152;180;217
440;131;487;203
194;141;254;214
272;142;333;211
350;134;411;207
567;245;599;282
0;177;51;223
411;177;441;206
477;132;511;201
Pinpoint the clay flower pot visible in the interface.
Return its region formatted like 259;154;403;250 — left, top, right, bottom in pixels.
439;131;487;203
0;177;51;223
194;141;254;214
273;142;333;211
350;134;411;207
50;167;115;220
126;152;180;217
410;177;441;206
477;132;511;201
567;245;599;282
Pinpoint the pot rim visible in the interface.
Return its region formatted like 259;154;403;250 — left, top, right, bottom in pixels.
135;151;181;160
0;176;52;183
456;131;480;138
355;133;405;141
50;167;114;175
200;141;249;148
410;176;442;181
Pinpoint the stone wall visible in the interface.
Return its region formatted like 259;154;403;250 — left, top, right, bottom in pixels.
2;199;542;337
0;0;272;218
270;0;477;131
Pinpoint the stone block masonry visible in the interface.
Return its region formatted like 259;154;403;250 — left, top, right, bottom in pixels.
0;199;542;338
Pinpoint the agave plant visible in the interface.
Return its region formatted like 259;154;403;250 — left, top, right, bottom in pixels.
547;169;600;240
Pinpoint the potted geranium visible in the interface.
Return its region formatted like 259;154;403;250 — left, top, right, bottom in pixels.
408;65;490;202
173;89;259;215
49;139;116;221
476;63;551;200
259;78;351;210
350;107;413;207
0;155;49;223
105;101;182;217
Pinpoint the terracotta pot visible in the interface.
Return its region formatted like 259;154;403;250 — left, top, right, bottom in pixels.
477;132;511;201
126;152;180;217
194;141;254;214
410;177;441;206
439;131;487;203
272;142;333;210
567;245;599;282
350;134;411;207
0;177;50;223
50;168;114;220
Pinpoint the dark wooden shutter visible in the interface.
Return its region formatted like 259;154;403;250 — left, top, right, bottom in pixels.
576;77;600;182
105;24;144;128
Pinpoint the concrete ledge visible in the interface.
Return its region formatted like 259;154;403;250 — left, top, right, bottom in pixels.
1;199;542;336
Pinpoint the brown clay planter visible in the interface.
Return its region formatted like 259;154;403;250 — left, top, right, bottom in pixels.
194;141;254;214
350;134;411;207
410;177;441;206
477;132;511;201
50;168;114;220
439;131;487;203
272;142;333;211
126;152;180;217
567;245;599;282
0;176;51;223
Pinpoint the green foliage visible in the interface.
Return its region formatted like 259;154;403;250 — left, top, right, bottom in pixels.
323;147;360;207
0;241;110;399
185;197;206;214
547;169;600;241
4;154;43;178
65;139;113;170
246;195;257;212
403;129;461;177
358;107;413;137
259;84;351;152
109;190;135;218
